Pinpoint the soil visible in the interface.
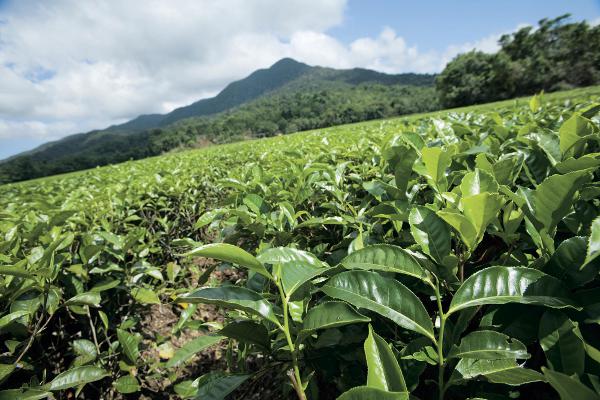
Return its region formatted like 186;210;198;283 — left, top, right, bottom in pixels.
133;257;289;399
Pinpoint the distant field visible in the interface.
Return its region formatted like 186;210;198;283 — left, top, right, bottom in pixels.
5;84;600;190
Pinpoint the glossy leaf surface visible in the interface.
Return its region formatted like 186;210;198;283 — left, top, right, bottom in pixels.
322;271;434;340
449;266;577;315
364;325;407;392
185;243;271;278
176;286;279;324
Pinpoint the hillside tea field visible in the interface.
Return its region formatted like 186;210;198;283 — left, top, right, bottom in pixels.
1;87;600;400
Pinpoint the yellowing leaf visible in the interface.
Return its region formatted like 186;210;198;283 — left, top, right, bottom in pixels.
158;343;175;360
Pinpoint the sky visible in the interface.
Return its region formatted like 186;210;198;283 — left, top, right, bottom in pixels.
0;0;599;160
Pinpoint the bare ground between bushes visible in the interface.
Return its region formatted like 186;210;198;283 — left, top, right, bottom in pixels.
133;258;288;400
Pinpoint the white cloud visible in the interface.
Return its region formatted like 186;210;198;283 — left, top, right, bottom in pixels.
347;28;434;73
591;17;600;27
0;119;79;140
440;32;503;69
0;0;517;158
439;23;535;69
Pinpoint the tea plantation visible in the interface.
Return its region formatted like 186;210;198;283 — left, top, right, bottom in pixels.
1;86;600;400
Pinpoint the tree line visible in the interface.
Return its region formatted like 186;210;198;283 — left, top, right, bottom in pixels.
436;15;600;107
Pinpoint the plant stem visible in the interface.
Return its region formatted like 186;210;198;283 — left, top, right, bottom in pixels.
15;280;50;367
276;282;307;400
87;307;101;355
458;246;466;283
434;280;447;400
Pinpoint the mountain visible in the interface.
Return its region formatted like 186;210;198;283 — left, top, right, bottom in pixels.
103;58;433;132
102;58;312;133
0;58;437;183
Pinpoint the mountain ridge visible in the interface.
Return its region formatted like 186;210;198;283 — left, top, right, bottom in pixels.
0;58;437;182
5;58;435;162
99;58;435;134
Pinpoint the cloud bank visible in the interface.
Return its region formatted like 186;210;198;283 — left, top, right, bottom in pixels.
0;0;506;158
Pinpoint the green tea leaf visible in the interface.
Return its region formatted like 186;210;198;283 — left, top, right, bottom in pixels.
539;310;585;375
301;301;370;336
584;216;600;268
544;236;598;287
219;320;270;350
194;372;251;400
485;367;545;386
543;367;600;400
131;287;161;304
420;146;453;193
437;209;478;251
409;206;451;265
0;389;52;400
555;153;600;174
46;366;107;391
176;286;279;325
174;378;200;398
340;244;432;285
117;329;140;364
383;144;418;198
184;243;271;279
166;335;224;368
337;387;409;400
530;93;542;112
0;265;33;279
559;114;596;158
522;170;593;234
257;247;330;297
364;325;407;392
113;375;140;394
460;169;499;197
195;209;223;229
90;279;120;292
256;246;322;266
452;358;543;385
64;292;101;307
463;193;504;238
72;339;97;366
448;330;529;360
0;311;29;329
322;271;434;341
0;364;14;385
448;266;578;315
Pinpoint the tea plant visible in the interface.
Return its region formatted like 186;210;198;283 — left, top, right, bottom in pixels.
175;93;600;399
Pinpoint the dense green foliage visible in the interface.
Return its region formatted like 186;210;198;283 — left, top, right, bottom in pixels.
1;87;600;399
437;15;600;107
154;58;434;127
0;59;436;184
162;83;438;143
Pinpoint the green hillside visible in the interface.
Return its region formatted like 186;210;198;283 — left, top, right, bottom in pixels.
6;85;599;187
0;59;436;183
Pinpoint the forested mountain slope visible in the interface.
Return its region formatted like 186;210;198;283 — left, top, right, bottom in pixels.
0;58;436;183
